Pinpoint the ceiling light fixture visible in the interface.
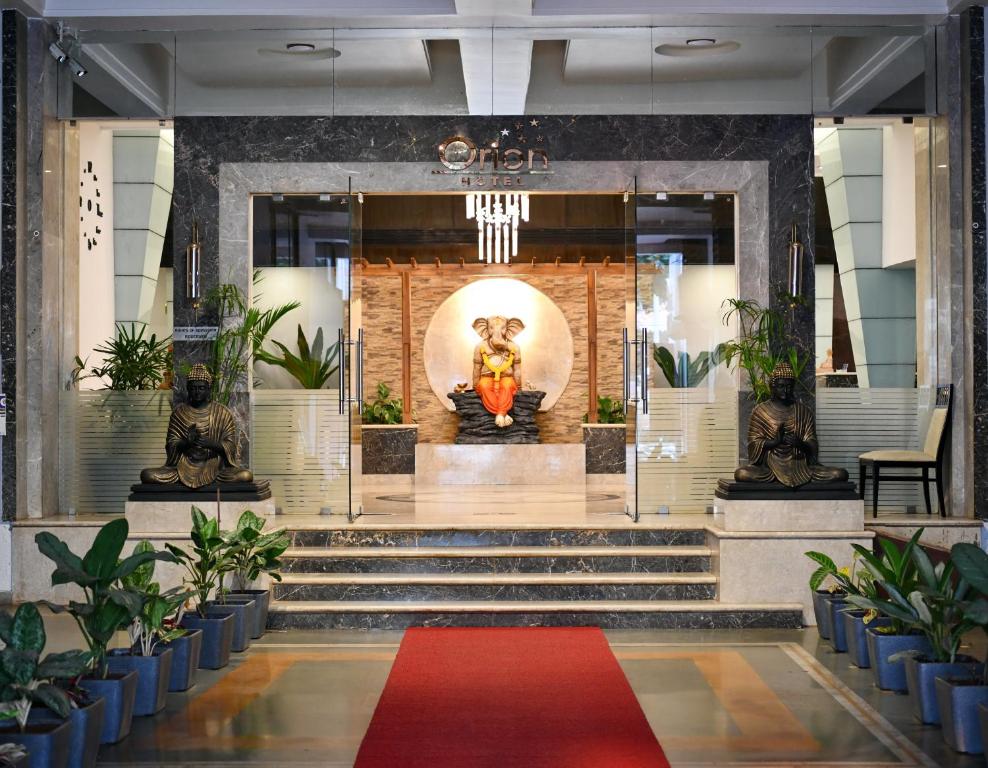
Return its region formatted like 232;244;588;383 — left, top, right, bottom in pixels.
68;58;87;78
466;192;530;265
258;45;340;60
654;40;741;57
48;41;67;63
286;42;316;52
656;192;668;201
48;24;87;77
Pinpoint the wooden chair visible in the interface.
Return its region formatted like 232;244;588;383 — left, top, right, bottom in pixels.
858;385;952;519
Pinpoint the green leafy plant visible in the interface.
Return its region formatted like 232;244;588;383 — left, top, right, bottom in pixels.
653;345;726;388
848;543;974;663
256;325;340;389
591;395;625;424
120;541;189;657
73;323;172;390
166;507;238;617
842;530;923;635
0;603;91;731
720;298;810;402
204;271;300;405
947;543;988;683
362;381;404;425
225;510;290;592
0;743;28;764
35;519;173;678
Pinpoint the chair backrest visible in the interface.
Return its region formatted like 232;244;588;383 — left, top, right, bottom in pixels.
922;385;953;462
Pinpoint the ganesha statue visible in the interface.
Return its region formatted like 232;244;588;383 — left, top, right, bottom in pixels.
472;316;524;428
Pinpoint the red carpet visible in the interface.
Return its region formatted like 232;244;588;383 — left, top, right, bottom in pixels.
354;627;670;768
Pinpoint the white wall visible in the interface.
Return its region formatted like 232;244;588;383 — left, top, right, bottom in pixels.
815;263;835;368
77;121;116;387
646;264;737;389
252;266;346;389
147;267;173;343
882;122;918;269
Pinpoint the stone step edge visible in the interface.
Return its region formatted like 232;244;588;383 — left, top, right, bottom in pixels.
277;572;718;585
269;600;802;614
283;524;711;533
283;545;713;558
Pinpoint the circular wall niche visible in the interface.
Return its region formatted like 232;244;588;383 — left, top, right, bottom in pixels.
422;278;574;412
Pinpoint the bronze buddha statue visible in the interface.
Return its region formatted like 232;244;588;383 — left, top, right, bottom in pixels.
141;364;253;489
734;361;848;488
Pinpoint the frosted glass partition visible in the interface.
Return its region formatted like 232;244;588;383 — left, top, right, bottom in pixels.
59;391;173;515
637;389;738;514
250;390;348;515
816;387;929;512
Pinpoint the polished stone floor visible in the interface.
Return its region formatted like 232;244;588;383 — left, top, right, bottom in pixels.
31;612;986;767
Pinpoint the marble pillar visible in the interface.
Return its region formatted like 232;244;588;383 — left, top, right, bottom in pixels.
0;11;16;522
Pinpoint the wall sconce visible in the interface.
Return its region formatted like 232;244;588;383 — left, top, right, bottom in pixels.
787;222;804;298
186;220;202;316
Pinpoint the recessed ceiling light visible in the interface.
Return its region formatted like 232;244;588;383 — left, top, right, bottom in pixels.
257;45;341;60
654;40;741;57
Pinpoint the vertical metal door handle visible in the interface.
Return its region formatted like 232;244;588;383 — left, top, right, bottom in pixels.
338;328;346;415
622;327;630;411
640;327;648;415
356;328;365;404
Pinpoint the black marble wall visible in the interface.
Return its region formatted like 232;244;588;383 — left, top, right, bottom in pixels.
970;7;988;518
0;11;17;522
172;114;815;412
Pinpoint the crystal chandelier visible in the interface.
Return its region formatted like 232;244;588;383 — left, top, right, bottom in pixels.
465;192;530;264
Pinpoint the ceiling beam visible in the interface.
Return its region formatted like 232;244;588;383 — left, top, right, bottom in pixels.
455;0;533;115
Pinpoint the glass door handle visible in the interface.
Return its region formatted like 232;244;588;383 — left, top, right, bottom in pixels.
622;327;630;411
355;328;365;405
338;328;347;415
640;327;648;415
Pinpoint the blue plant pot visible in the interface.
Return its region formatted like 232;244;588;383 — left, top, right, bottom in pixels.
107;646;173;717
811;590;834;639
865;629;932;692
842;611;890;668
207;598;256;652
904;655;982;725
29;696;106;768
977;702;988;757
827;596;849;653
231;589;270;639
79;669;138;744
935;676;988;754
181;611;234;670
0;717;71;768
164;629;202;692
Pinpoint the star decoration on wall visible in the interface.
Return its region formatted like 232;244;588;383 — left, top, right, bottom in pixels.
529;118;540;127
500;128;510;136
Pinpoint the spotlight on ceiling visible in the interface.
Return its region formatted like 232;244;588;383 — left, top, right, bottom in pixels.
258;44;341;60
272;193;285;203
48;41;67;63
286;42;316;52
318;193;332;202
68;58;87;78
703;192;715;201
655;39;741;57
655;192;668;201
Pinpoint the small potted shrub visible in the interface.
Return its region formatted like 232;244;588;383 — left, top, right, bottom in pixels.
0;603;92;768
46;670;107;768
852;544;979;724
167;507;235;669
225;510;289;639
35;519;170;744
106;541;185;717
158;599;201;693
805;551;874;653
846;531;930;692
935;542;988;754
0;743;29;767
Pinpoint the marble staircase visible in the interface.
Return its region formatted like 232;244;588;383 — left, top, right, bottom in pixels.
267;526;803;630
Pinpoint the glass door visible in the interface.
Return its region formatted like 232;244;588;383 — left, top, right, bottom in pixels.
347;188;364;522
632;190;740;515
622;182;640;520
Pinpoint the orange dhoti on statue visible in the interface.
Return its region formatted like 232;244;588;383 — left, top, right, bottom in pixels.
475;375;518;416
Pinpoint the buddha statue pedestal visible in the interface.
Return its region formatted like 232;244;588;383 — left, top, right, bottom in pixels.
450;390;545;445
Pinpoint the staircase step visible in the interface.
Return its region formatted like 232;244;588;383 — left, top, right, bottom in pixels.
280;546;713;574
273;572;718;602
267;599;803;630
287;528;707;548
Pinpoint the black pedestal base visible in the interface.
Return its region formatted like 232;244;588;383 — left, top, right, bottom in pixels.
128;480;272;502
450;390;546;444
715;479;859;501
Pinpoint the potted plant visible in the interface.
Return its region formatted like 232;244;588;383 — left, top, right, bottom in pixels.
851;544;979;724
72;323;172;391
935;542;988;753
166;507;235;669
105;541;186;717
845;531;929;692
225;510;289;639
35;519;170;744
840;568;891;670
805;550;878;653
45;669;107;768
0;603;90;768
160;596;201;693
360;381;417;475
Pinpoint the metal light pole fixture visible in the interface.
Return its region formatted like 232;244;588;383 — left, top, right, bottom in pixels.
787;222;804;298
186;220;202;316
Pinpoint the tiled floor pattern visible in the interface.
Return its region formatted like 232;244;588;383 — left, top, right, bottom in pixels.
87;628;981;768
